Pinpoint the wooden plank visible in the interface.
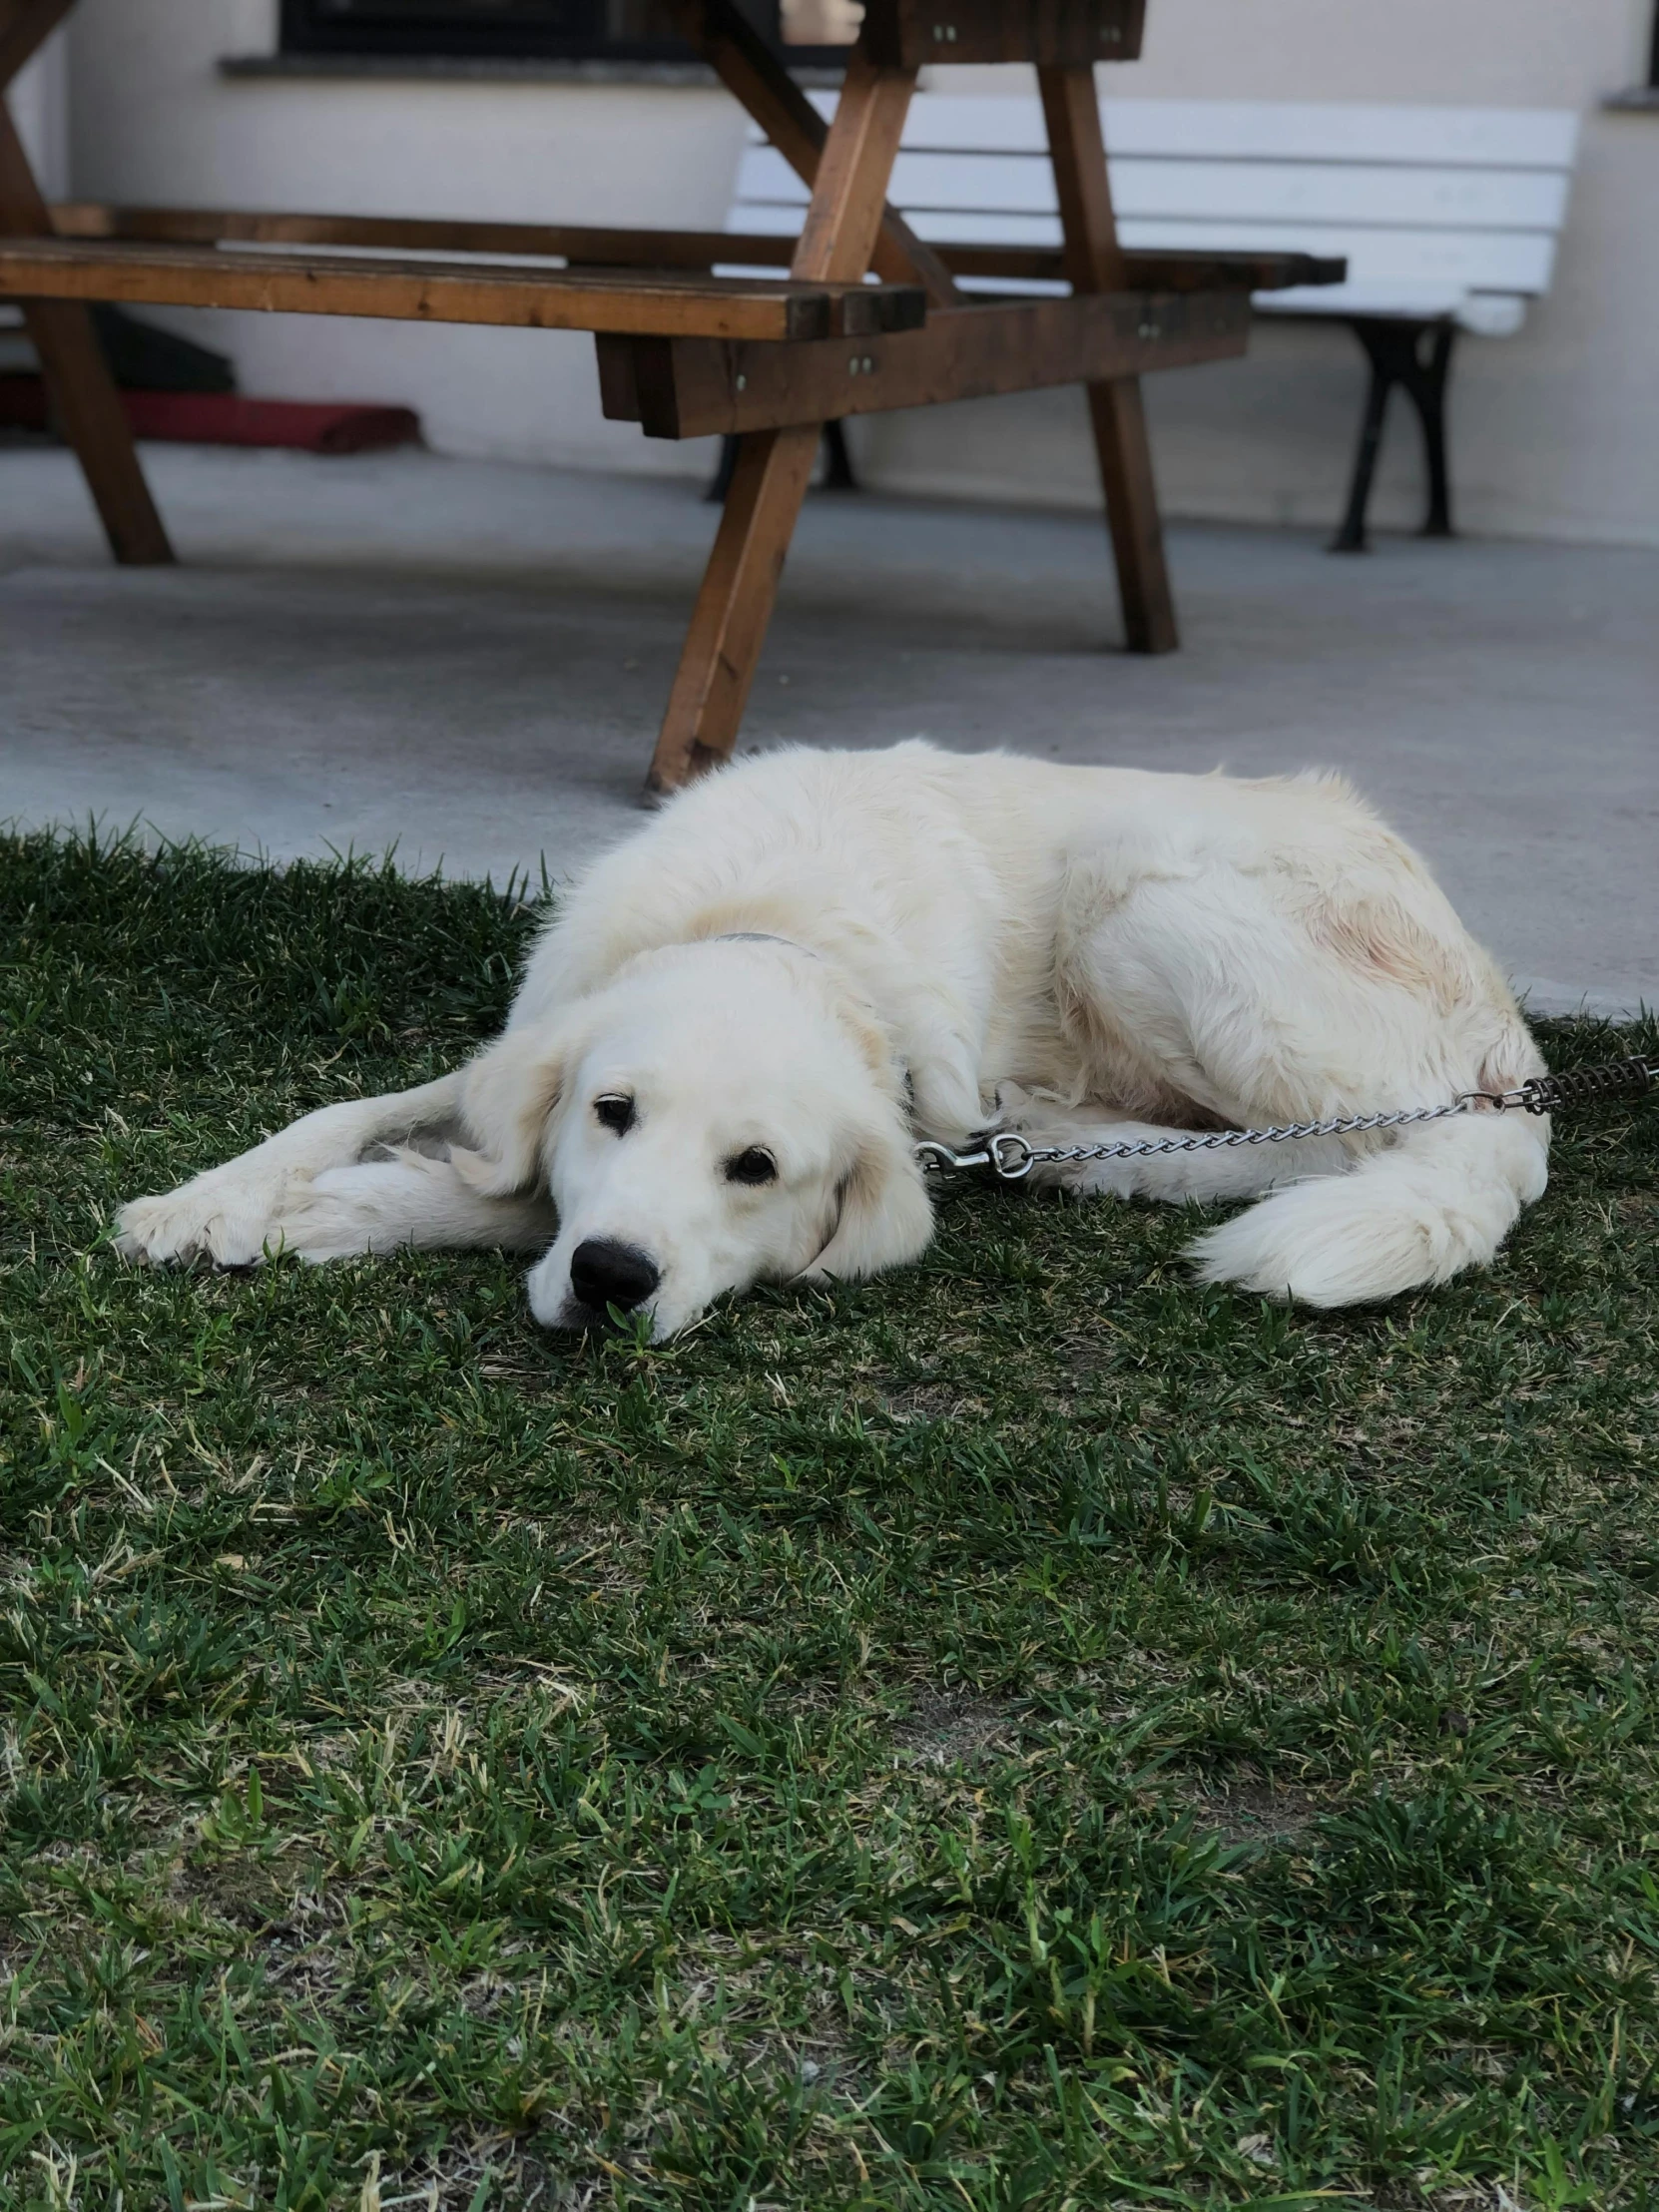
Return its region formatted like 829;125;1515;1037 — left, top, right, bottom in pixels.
643;423;821;797
0;236;926;338
0;0;72;93
952;245;1344;291
667;0;960;306
795;44;917;284
856;0;1144;68
1043;74;1126;291
599;289;1249;437
646;37;922;796
723;215;1344;291
1040;64;1176;655
0;91;172;566
48;209;1343;294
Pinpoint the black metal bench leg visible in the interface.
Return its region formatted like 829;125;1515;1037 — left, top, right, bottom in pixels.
1407;319;1456;538
1330;319;1400;554
707;421;857;502
821;416;858;491
706;433;740;504
1331;315;1457;553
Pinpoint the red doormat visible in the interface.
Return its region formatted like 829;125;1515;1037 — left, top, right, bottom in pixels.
0;381;421;452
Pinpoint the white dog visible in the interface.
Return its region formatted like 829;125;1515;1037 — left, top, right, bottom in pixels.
115;742;1548;1335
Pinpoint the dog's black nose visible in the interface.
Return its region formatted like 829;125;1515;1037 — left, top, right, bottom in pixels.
569;1239;661;1314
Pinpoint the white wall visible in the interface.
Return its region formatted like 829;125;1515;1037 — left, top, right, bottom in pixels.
56;0;1659;542
878;0;1659;546
10;23;70;198
64;0;744;480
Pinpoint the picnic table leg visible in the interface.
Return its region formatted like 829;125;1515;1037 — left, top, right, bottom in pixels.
669;0;959;309
648;423;821;795
646;43;918;798
1331;316;1457;554
1038;67;1178;655
0;54;173;566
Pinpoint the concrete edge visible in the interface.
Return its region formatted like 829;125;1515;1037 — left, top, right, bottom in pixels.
1512;975;1654;1024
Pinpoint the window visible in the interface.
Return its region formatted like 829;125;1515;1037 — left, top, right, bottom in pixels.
1650;0;1659;88
277;0;859;65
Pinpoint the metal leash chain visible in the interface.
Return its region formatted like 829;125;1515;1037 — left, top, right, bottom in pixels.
916;1053;1659;1182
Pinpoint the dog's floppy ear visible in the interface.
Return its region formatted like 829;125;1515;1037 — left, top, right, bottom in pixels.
806;1107;935;1284
453;1020;579;1197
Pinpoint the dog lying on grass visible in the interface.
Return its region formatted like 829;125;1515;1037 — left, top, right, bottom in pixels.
115;741;1549;1337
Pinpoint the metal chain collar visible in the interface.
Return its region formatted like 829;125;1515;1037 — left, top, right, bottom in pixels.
916;1054;1659;1183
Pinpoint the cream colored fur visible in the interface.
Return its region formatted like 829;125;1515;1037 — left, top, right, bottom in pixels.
115;742;1548;1335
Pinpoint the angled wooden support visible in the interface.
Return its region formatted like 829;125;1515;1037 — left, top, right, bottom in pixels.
0;0;72;88
647;422;822;793
0;3;172;565
646;41;920;797
1038;65;1176;653
669;0;959;308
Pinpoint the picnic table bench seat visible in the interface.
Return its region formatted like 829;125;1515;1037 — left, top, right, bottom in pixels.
0;0;1347;792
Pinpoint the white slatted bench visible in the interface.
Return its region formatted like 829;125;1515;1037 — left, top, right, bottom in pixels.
727;95;1580;548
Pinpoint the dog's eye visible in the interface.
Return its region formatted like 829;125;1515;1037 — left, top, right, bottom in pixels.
725;1146;777;1187
594;1094;635;1135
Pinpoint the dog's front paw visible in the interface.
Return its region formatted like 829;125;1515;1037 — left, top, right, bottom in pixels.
113;1172;291;1268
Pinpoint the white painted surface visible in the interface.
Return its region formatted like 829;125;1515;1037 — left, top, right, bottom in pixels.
8;24;70;199
50;0;1659;545
738;137;1576;233
904;0;1659;544
733;99;1578;315
897;96;1583;167
733;95;1577;345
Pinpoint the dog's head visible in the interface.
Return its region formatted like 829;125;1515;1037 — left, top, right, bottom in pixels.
454;939;934;1339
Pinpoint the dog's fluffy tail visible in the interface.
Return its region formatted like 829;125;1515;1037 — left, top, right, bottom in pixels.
1187;1112;1549;1307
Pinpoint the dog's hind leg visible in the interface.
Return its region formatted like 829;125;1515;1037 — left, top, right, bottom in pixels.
114;1072;477;1268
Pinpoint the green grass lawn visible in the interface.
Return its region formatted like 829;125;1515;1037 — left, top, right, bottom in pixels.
3;832;1657;2212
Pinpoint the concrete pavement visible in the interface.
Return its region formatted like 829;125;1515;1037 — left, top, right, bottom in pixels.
1;441;1652;1015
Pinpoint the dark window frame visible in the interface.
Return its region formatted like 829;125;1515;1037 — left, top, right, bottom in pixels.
1649;0;1659;88
277;0;847;68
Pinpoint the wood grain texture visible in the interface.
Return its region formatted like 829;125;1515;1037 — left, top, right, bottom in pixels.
1041;67;1127;292
669;0;960;306
598;290;1250;437
0;236;925;338
0;94;172;565
643;424;821;798
942;245;1346;292
857;0;1144;68
793;46;917;284
648;32;923;793
1039;63;1176;654
46;208;1343;295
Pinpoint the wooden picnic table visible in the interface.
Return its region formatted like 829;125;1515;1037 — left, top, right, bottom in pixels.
0;0;1341;795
